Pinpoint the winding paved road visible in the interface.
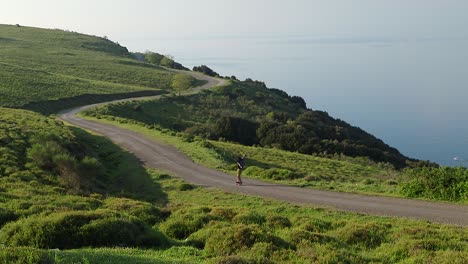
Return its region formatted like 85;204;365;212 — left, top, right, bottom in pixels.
59;69;468;226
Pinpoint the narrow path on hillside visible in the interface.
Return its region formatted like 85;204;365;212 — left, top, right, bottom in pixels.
59;69;468;226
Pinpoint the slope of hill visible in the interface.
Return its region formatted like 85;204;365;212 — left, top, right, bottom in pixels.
0;24;176;113
86;80;415;168
1;109;466;264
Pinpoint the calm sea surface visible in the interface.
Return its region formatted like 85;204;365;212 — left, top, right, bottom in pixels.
124;36;468;166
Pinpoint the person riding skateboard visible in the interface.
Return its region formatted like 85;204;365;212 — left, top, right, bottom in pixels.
236;155;246;185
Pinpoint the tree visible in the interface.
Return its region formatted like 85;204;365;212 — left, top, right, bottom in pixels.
193;65;219;77
290;96;307;109
160;56;175;68
171;74;195;95
144;51;164;65
214;116;259;145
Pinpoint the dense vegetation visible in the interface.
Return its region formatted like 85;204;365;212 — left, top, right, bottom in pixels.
131;51;188;70
171;74;196;94
0;24;178;113
192;65;220;77
0;109;466;264
400;167;467;201
85;80;419;169
79;113;468;202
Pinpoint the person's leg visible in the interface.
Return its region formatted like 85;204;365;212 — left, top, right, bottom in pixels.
237;169;242;184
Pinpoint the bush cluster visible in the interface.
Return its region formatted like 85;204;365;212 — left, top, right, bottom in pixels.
336;222;390;248
0;208;18;228
244;166;301;181
399;166;468;202
102;197;164;225
0;247;54;264
0;109;107;194
0;210;169;249
159;207;213;239
27;132;104;191
195;224;290;255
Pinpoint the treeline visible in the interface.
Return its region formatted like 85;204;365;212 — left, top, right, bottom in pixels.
180;81;412;168
193;65;220;77
192;65;269;86
132;51;188;70
200;110;410;169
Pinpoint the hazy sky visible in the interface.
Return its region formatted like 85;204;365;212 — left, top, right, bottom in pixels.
2;0;468;41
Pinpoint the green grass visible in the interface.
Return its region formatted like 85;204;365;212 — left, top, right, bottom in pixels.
50;171;467;264
77;113;407;197
0;24;197;113
1;108;466;264
79;112;468;203
55;247;205;264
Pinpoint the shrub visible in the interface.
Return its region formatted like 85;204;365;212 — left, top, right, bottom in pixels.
244;167;301;181
178;183;196;191
210;207;237;221
245;242;279;263
385;179;398;185
159;220;193;240
430;250;468;264
0;247;54;264
232;211;266;225
27;141;64;170
192;65;219;77
286;228;333;245
266;215;292;229
260;168;300;181
80;217;169;248
362;178;375;185
0;208;17;227
204;224;290;255
188;221;231;249
210;256;251;264
213;116;259;146
53;153;80;190
297;218;332;233
399;167;468;201
79;156;104;181
242;166;263;177
336;222;390;248
399;179;424;197
159;207;212;239
103;197;163;225
172;74;195;94
301;243;366;264
0;210;168;249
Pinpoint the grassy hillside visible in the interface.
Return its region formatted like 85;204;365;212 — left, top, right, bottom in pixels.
79;111;468;203
0;109;466;264
0;24;177;113
84;80;419;168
